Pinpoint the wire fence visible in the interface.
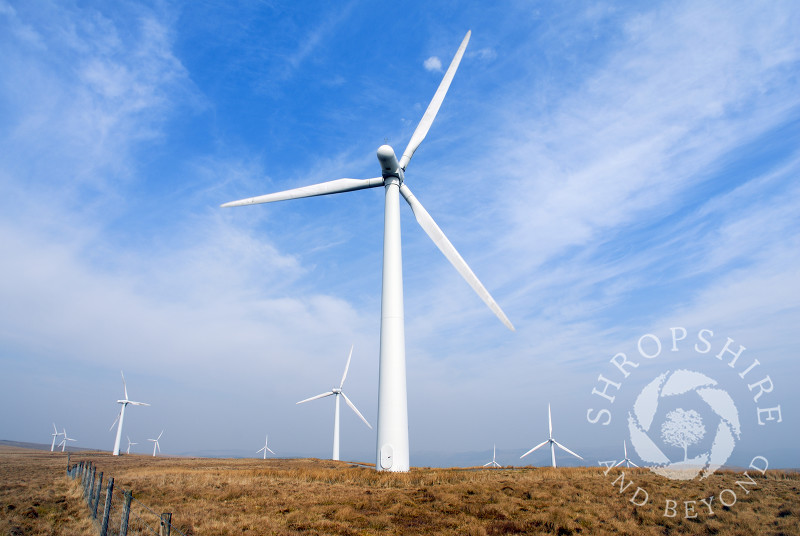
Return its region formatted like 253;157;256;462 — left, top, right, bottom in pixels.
67;458;189;536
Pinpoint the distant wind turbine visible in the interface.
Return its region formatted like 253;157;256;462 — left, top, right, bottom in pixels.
222;30;514;472
256;434;276;459
58;428;76;453
614;440;639;468
126;436;138;455
297;345;372;461
50;423;63;452
520;404;583;468
483;444;501;468
147;430;163;457
110;371;150;456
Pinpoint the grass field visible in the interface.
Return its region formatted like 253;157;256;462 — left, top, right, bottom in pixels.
1;445;798;535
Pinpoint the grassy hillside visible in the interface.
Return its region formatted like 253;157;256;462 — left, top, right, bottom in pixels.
1;445;797;535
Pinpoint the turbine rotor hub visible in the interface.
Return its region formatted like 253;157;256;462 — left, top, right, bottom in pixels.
377;144;404;182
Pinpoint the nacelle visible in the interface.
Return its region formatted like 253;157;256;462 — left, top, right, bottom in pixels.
377;145;403;180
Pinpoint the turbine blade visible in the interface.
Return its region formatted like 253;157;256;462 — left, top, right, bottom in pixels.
128;401;150;406
398;30;471;171
121;371;128;400
267;447;276;455
339;345;354;389
53;422;58;434
553;440;583;460
399;184;514;331
548;404;553;438
629;461;639;468
297;391;335;404
341;393;372;429
158;430;164;440
109;410;121;431
483;461;492;467
520;440;549;458
257;446;266;453
221;177;384;208
614;459;625;467
623;440;628;458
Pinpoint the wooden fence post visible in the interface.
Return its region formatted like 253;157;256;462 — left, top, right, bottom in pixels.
100;477;114;536
87;465;96;503
160;513;172;536
93;471;103;519
119;490;132;536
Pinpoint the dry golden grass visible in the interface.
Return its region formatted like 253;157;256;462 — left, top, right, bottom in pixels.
1;445;798;535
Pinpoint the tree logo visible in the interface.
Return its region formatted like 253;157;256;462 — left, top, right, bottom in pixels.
627;369;741;480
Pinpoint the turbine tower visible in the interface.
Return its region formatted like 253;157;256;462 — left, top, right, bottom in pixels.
296;345;372;461
614;440;639;468
257;434;276;459
50;423;62;452
483;444;501;468
110;371;150;456
520;404;583;468
222;31;514;472
147;430;163;457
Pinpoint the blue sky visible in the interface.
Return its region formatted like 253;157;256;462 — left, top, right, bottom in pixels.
1;1;798;468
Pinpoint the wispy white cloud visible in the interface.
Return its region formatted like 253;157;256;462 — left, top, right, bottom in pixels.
423;56;442;72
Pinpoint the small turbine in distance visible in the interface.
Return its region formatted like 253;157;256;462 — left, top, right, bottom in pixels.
126;436;138;455
520;404;583;468
483;444;501;468
58;428;76;452
297;345;372;461
614;440;639;468
222;30;514;472
50;423;63;452
257;434;276;459
147;430;163;457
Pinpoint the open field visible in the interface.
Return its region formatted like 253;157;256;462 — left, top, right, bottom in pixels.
1;445;798;535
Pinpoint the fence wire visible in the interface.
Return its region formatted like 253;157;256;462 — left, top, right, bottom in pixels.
67;460;189;536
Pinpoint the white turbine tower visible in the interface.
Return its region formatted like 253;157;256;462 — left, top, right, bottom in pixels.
297;345;372;461
222;31;514;472
50;423;62;452
614;440;639;468
147;430;163;457
483;444;501;468
126;436;138;455
110;371;150;456
58;428;76;452
256;434;276;459
520;404;583;468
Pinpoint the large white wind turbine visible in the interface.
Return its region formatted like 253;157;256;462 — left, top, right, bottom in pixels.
147;430;163;457
50;423;63;452
58;428;76;453
483;444;501;468
126;436;138;455
223;31;514;472
256;434;276;459
520;404;583;468
110;371;150;456
614;440;639;468
297;345;372;461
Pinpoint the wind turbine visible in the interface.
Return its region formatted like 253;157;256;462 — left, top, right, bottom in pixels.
126;436;138;455
614;440;639;468
222;31;514;472
483;444;501;468
297;345;372;461
520;404;583;468
256;434;276;459
110;371;150;456
50;423;62;452
147;430;163;457
58;428;76;452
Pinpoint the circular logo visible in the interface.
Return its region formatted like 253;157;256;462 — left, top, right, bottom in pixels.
627;369;741;480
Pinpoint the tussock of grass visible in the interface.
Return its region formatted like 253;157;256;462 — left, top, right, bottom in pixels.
2;446;798;535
